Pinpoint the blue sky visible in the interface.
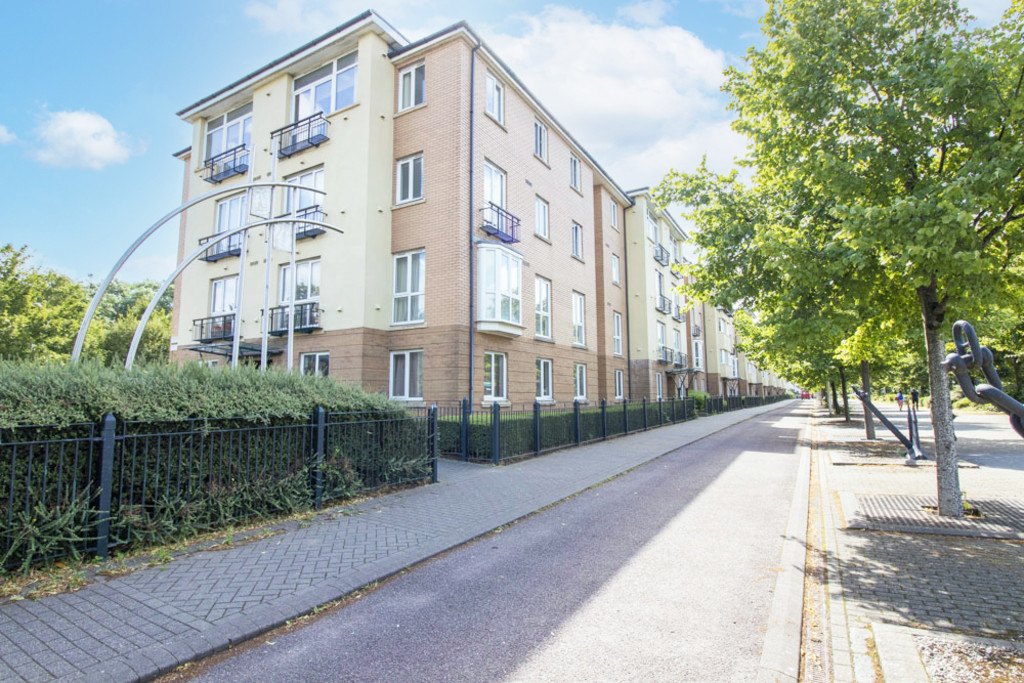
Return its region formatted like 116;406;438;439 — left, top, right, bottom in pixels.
0;0;1010;283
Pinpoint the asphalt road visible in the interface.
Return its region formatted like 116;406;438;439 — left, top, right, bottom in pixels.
190;405;808;682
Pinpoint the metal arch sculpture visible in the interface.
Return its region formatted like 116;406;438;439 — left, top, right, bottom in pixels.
944;320;1024;439
70;181;327;363
124;216;343;370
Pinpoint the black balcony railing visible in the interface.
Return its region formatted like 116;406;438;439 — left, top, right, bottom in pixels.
653;243;670;266
193;314;236;343
671;260;684;278
655;295;672;313
691;324;702;337
480;202;521;243
198;232;243;262
203;145;250;184
674;351;688;367
294;205;326;240
672;306;685;322
658;346;673;363
272;113;330;158
269;302;322;335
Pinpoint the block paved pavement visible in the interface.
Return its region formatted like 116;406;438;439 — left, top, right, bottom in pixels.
813;404;1024;682
0;401;797;682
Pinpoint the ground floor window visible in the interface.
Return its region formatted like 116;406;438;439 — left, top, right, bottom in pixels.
536;358;552;400
300;351;329;377
574;363;587;400
484;351;506;401
390;350;423;400
614;370;624;399
656;373;663;399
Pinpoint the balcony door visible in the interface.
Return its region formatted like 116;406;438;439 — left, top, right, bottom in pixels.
484;162;506;210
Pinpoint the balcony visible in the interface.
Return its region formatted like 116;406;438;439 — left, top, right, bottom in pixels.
674;351;688;368
691;324;702;338
655;295;672;314
293;205;326;240
672;306;685;323
198;232;242;262
269;303;322;336
480;203;521;243
671;260;684;278
653;243;670;266
272;113;330;158
203;146;250;184
657;345;673;363
193;314;236;343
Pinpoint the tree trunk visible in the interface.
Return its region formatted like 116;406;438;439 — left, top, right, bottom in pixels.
830;380;840;415
838;366;850;422
918;282;962;517
861;359;876;439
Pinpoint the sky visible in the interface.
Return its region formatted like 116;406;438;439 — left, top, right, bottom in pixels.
0;0;1012;283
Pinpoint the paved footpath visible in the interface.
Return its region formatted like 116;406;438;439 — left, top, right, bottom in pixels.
814;405;1024;682
0;401;801;682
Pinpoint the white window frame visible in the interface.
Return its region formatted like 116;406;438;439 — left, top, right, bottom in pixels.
210;276;238;315
279;259;321;304
569;155;581;191
646;207;658;242
484;351;507;401
614;370;624;400
293;52;358;121
479;244;523;326
534;120;548;161
536;358;553;400
656;373;663;400
535;275;551;339
574;363;587;400
572;291;586;346
485;73;504;124
693;339;704;369
205;103;252;161
611;254;620;285
673;328;682;353
300;351;330;377
657;322;667;349
389;350;423;401
398;62;425;111
571;222;584;259
393;250;425;325
535;196;549;239
396;153;424;204
484;160;506;209
610;200;618;228
613;311;623;356
284;167;325;214
721;349;728;365
215;193;247;238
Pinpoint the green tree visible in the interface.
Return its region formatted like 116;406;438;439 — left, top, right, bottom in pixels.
0;245;88;360
658;0;1024;516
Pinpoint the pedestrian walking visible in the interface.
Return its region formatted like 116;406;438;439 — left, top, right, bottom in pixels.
911;388;919;409
896;391;904;411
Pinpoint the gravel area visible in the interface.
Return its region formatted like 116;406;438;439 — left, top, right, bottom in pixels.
917;634;1024;682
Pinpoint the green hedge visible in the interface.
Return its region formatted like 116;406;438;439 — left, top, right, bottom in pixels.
0;359;398;429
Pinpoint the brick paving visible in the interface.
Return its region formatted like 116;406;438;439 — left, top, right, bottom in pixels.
814;406;1024;682
0;403;793;682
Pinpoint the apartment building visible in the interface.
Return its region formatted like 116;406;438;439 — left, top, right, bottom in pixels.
622;190;694;399
169;11;632;406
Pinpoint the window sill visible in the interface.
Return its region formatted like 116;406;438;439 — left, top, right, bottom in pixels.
534;154;550;169
395;102;427;118
534;233;551;245
326;101;361;120
391;321;426;329
477;319;525;338
390;397;425;404
570;185;584;197
573;398;590;405
481;398;511;408
534;335;555;344
485;112;507;131
536;398;556;406
572;343;588;350
571;254;585;264
393;197;426;210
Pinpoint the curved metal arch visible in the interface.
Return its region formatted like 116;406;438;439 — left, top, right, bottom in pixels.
124;217;343;370
71;181;327;362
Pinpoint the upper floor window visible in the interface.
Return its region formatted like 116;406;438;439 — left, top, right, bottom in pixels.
486;73;504;124
534;120;548;161
646;207;658;242
535;196;549;239
210;276;237;315
673;328;682;353
396;153;423;204
205;103;252;160
284;167;324;213
611;254;620;285
294;52;357;121
479;244;521;325
610;200;619;228
693;339;704;368
571;222;584;259
613;311;623;356
280;259;321;304
572;291;585;346
569;155;581;191
535;275;551;338
398;62;425;111
657;321;667;347
393;251;425;325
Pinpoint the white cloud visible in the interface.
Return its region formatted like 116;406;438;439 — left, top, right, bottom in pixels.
0;125;15;145
961;0;1012;25
616;0;671;26
488;6;743;187
31;111;140;170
